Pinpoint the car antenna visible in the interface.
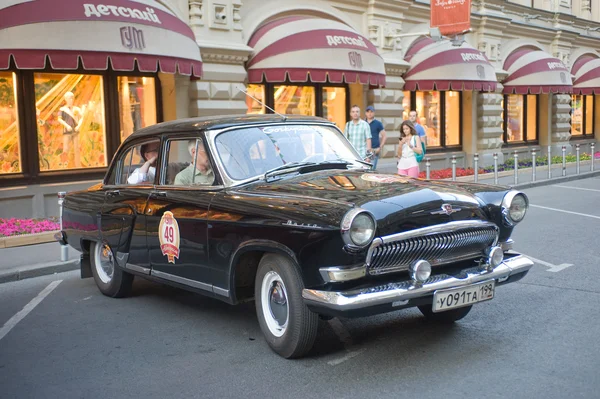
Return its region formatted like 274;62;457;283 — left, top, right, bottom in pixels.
236;86;287;121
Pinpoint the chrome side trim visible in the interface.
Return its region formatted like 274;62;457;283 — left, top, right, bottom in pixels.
320;265;367;283
116;252;129;267
213;286;230;297
125;263;150;275
302;255;534;311
151;270;213;293
499;239;514;251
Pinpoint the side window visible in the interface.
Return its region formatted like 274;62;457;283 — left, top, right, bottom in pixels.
165;139;215;186
114;140;160;185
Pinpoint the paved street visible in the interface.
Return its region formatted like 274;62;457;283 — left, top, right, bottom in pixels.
1;177;599;399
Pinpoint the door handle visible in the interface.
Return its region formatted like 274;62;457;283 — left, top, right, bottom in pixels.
106;190;120;197
153;191;168;198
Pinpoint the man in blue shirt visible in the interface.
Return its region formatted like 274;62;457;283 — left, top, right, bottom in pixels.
408;110;427;148
365;105;387;170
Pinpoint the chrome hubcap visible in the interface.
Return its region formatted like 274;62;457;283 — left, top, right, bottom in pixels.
261;271;289;337
94;243;114;284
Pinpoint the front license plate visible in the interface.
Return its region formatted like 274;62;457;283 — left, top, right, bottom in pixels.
432;280;495;313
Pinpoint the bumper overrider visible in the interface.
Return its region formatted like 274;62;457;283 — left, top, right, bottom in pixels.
302;254;533;317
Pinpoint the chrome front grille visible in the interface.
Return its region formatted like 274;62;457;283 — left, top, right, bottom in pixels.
366;221;499;276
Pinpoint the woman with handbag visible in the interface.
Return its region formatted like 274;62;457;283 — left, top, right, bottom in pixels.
396;120;423;178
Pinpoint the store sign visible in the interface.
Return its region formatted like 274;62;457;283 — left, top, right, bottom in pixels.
430;0;471;36
84;3;161;24
120;26;145;50
348;51;363;69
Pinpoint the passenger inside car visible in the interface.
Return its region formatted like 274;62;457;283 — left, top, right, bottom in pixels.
174;139;215;185
127;141;160;184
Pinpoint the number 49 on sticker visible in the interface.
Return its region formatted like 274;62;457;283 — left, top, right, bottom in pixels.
158;211;180;263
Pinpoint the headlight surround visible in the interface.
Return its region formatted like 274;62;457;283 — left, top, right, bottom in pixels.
341;208;376;249
501;191;529;226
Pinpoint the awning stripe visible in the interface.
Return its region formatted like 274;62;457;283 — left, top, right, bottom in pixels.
246;16;385;86
502;47;572;94
0;0;202;77
403;37;498;92
572;55;600;95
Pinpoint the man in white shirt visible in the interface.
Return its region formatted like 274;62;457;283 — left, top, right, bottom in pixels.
127;142;159;184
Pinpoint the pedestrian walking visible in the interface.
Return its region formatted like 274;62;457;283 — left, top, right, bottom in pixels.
408;110;427;148
344;105;372;161
365;105;387;170
397;120;423;178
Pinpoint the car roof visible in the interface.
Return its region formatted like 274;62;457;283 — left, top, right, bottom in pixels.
124;114;335;141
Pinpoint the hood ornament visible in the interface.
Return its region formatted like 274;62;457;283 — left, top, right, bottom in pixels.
431;203;461;215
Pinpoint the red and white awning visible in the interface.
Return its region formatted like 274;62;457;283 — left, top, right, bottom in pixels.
502;47;571;94
571;54;600;95
403;37;497;91
0;0;202;77
246;16;386;86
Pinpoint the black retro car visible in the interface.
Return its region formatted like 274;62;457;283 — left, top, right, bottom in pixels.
57;114;533;358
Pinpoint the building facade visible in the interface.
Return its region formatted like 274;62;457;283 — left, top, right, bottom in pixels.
1;0;599;218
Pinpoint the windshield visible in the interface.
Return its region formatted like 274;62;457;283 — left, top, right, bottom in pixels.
214;124;364;181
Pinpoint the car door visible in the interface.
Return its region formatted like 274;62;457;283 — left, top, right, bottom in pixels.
145;137;219;294
100;140;159;271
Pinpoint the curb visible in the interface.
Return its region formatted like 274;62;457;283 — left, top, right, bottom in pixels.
512;170;600;189
0;259;79;284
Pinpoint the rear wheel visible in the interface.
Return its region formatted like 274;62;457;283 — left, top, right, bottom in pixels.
418;305;472;323
255;254;318;358
91;242;133;298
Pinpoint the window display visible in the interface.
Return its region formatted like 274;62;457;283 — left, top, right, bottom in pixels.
585;95;594;135
415;91;441;147
571;94;583;136
0;72;20;174
246;84;266;114
34;73;107;170
322;87;346;129
504;94;537;143
118;76;157;141
274;85;315;116
445;91;460;146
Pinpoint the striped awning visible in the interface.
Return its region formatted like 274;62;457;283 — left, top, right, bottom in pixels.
0;0;202;77
246;16;386;86
403;37;497;91
502;47;572;94
571;54;600;95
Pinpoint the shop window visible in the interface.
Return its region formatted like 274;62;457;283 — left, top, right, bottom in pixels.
503;94;538;143
0;72;21;174
274;85;315;116
34;73;108;171
247;83;348;129
322;87;346;129
404;91;462;148
118;76;157;141
246;84;265;114
571;94;594;137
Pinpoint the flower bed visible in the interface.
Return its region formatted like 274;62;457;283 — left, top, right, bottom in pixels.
0;218;60;237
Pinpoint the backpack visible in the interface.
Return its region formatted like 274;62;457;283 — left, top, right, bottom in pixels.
412;135;426;162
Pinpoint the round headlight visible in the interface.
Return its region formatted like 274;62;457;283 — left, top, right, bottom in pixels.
341;208;377;249
501;191;529;226
509;194;528;223
350;213;375;246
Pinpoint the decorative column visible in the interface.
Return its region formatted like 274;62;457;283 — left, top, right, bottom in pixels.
367;59;409;159
550;93;572;152
475;88;505;166
187;0;252;117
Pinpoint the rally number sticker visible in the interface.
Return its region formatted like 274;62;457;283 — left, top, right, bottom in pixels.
158;211;180;263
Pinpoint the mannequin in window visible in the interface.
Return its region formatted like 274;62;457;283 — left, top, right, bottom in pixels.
57;91;83;168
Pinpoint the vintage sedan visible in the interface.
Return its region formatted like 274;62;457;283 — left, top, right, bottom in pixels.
57;115;533;358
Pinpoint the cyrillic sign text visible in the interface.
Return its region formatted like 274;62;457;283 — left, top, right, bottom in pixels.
84;4;161;23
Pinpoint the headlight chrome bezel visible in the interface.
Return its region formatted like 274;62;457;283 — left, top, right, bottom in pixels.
501;191;529;226
341;208;377;250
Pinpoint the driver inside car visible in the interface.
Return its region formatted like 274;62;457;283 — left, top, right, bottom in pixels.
174;139;215;186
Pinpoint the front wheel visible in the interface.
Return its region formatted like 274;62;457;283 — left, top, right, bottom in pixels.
90;242;134;298
418;305;472;323
255;254;318;358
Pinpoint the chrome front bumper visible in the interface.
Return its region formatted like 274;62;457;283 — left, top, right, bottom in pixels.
302;255;533;312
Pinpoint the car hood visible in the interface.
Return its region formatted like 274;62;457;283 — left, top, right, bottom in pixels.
236;170;493;236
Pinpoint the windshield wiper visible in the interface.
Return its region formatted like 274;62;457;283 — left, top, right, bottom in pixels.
263;162;316;180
